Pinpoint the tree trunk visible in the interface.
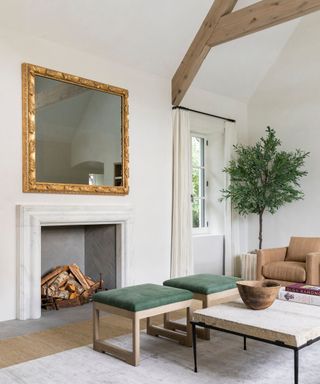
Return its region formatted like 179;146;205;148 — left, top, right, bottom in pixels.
258;212;263;249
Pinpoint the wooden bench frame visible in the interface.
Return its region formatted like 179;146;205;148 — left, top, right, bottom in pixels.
164;288;239;340
93;299;193;366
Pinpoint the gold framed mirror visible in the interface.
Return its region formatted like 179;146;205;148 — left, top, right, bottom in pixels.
22;63;129;195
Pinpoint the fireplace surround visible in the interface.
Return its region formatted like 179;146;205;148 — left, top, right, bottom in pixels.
17;204;133;320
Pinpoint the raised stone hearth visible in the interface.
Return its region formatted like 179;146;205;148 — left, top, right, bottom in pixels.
17;205;133;320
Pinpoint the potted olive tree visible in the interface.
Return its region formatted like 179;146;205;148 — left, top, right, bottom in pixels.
221;127;309;250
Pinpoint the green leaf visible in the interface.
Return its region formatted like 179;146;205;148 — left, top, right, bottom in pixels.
220;127;309;248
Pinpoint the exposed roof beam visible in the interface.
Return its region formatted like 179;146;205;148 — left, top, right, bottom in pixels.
172;0;320;106
171;0;238;106
208;0;320;48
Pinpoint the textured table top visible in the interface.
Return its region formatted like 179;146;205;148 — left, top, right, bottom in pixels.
193;299;320;347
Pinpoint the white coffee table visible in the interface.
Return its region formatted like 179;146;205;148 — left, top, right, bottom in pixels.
192;299;320;384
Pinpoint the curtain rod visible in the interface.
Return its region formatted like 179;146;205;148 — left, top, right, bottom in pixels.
172;105;236;123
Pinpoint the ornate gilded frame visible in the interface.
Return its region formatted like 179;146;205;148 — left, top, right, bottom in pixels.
22;63;129;195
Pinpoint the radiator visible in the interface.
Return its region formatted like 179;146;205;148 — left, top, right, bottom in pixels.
240;253;257;280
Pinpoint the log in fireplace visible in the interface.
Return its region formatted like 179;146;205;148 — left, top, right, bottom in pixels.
41;264;104;310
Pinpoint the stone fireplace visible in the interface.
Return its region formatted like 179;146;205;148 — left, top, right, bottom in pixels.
17;205;133;320
41;224;120;290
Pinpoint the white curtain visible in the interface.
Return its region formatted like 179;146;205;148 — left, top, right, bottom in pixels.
171;109;193;277
223;121;240;275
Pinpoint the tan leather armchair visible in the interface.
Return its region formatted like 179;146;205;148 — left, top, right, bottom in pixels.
256;237;320;286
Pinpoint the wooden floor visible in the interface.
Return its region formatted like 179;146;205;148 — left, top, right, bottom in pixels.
0;309;187;368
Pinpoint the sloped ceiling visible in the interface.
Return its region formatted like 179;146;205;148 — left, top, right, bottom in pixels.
193;18;300;102
0;0;307;102
249;11;320;105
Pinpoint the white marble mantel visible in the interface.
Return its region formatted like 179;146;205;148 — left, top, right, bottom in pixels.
17;204;134;320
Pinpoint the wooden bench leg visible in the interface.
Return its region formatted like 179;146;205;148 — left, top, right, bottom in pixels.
162;300;209;340
93;303;100;346
93;299;193;365
164;312;170;328
163;312;188;333
147;306;193;347
146;316;154;336
132;314;140;366
93;302;140;366
201;297;211;340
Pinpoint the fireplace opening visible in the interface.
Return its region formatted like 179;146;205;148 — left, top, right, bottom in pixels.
40;224;120;310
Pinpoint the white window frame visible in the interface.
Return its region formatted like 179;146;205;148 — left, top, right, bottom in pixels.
191;133;208;235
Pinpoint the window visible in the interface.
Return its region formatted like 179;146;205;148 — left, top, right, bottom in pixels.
191;135;207;230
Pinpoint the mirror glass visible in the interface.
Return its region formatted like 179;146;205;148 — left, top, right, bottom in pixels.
22;63;129;195
35;76;122;186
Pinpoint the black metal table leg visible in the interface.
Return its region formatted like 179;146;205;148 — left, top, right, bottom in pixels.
189;320;320;382
294;349;299;384
192;322;198;373
243;336;247;351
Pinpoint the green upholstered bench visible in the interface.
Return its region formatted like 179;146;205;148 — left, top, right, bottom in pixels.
163;274;240;339
92;284;193;366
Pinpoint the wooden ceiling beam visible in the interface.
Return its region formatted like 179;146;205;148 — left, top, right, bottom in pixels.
171;0;238;106
172;0;320;106
208;0;320;48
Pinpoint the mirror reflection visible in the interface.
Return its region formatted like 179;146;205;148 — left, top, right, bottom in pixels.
35;76;122;186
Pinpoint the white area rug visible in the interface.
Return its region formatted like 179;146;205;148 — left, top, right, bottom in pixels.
0;331;319;384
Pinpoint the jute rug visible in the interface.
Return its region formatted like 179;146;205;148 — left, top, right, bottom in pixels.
0;311;184;368
0;331;319;383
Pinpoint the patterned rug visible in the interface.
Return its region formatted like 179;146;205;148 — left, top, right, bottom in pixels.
0;330;319;384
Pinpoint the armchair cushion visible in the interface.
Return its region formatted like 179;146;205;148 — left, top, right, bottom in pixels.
262;261;306;283
306;252;320;285
286;237;320;262
256;247;287;280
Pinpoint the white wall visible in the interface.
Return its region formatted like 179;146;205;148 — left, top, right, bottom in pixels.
0;30;172;321
247;13;320;251
193;235;224;275
183;87;248;143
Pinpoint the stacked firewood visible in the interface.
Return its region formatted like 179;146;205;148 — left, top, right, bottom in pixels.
41;264;102;309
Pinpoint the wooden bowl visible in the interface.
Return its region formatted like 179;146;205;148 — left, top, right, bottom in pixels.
237;280;281;310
